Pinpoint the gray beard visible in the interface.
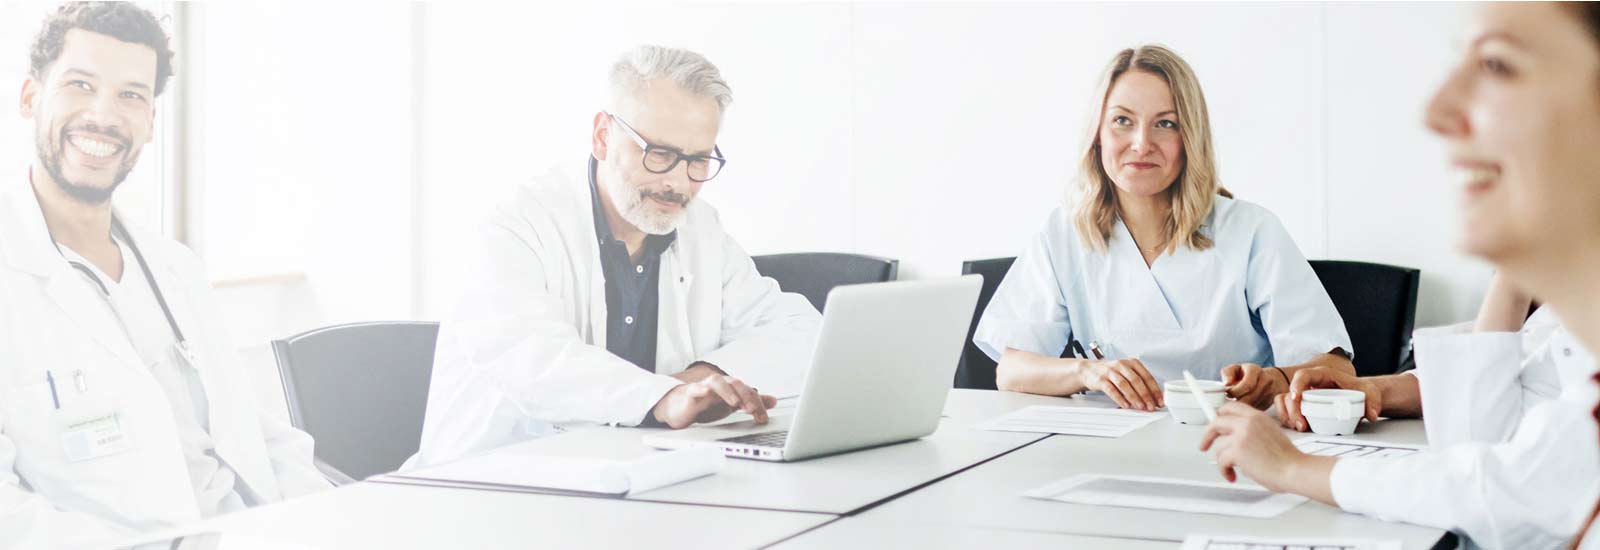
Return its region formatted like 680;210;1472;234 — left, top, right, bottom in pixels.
605;180;684;235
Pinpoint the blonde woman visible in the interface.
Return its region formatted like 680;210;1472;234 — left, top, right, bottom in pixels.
974;45;1354;411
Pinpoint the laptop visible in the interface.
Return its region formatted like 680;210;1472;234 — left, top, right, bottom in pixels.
642;275;981;462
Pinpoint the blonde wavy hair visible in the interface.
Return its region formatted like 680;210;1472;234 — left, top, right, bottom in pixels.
1072;44;1231;254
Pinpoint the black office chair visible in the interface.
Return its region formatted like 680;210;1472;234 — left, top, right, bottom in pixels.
751;253;899;312
954;257;1016;390
272;321;440;484
1308;260;1421;377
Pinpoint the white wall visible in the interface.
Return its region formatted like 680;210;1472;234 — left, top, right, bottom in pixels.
181;2;418;417
418;2;1484;328
190;2;416;315
1323;3;1486;326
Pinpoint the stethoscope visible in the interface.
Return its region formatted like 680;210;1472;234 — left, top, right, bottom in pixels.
48;215;197;366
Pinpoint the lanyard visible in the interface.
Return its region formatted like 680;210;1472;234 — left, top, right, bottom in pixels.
47;215;190;351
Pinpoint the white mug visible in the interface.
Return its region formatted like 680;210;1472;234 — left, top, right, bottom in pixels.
1162;379;1227;425
1298;389;1366;435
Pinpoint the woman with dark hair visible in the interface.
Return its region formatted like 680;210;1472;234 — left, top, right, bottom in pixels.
1197;3;1600;549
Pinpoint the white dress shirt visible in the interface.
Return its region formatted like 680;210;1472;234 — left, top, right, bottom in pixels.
1329;309;1600;549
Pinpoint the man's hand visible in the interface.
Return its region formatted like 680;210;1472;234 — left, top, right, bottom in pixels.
1273;367;1384;432
1221;363;1287;409
652;375;778;429
670;362;726;384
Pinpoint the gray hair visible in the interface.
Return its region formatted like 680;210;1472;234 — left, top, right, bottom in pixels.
609;45;733;113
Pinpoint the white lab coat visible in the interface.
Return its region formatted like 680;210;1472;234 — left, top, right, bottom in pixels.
1330;309;1600;550
411;162;820;467
975;197;1351;383
0;179;329;549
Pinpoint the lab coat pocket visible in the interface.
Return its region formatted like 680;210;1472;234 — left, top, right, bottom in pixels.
3;379;57;417
0;379;69;467
3;375;135;465
1;376;58;436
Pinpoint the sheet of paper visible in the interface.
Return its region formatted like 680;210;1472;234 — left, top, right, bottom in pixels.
977;405;1164;437
1181;534;1401;550
379;446;724;496
1293;437;1424;459
1025;474;1306;518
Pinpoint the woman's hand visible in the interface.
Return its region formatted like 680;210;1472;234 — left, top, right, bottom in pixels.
1078;358;1164;411
1221;363;1287;409
1273;367;1384;432
1200;402;1337;504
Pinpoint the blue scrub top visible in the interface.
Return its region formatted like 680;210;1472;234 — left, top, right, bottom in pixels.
974;196;1352;383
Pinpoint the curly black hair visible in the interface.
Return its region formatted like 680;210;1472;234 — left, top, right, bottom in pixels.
29;2;174;97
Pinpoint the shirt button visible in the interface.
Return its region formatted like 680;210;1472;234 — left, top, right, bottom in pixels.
1564;347;1574;357
625;315;635;325
636;265;644;274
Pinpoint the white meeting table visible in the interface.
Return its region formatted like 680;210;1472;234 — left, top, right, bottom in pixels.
422;390;1051;515
125;390;1451;549
771;516;1180;550
124;481;832;550
844;392;1451;549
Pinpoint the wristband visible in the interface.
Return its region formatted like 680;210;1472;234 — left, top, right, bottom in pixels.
1267;366;1291;387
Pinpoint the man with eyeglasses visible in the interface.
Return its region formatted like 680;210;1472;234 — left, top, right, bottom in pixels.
411;46;822;466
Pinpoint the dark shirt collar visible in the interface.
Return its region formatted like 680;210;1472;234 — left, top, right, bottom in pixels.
588;156;677;255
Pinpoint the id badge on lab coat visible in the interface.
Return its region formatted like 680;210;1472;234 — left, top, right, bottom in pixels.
56;410;132;462
50;383;134;463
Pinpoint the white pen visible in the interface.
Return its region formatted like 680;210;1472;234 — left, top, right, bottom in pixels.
1183;370;1217;423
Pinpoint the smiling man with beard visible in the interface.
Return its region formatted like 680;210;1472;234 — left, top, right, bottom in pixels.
0;4;330;548
412;46;822;466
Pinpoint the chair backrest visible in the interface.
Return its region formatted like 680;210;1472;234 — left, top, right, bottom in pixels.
1307;260;1421;377
954;257;1016;390
751;253;899;312
271;321;440;482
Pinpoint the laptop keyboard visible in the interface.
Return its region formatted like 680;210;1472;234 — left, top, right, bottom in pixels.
717;431;790;448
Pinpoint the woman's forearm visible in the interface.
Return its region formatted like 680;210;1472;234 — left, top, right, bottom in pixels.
1278;351;1357;383
1475;275;1534;333
1374;372;1424;417
995;348;1089;396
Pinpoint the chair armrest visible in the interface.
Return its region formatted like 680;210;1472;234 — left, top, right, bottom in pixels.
316;458;359;486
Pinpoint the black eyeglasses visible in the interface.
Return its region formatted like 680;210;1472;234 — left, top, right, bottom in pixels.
609;114;727;182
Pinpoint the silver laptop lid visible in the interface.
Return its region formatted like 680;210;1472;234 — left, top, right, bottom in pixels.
781;275;981;460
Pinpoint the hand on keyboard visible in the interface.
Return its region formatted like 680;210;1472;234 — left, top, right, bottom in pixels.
653;375;779;429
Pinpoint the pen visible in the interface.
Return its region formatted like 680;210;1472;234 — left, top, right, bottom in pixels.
1075;340;1107;397
1183;370;1218;422
1088;341;1106;360
46;371;60;410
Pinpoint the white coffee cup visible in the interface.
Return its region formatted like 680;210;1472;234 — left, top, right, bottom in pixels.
1162;379;1227;425
1298;389;1366;435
